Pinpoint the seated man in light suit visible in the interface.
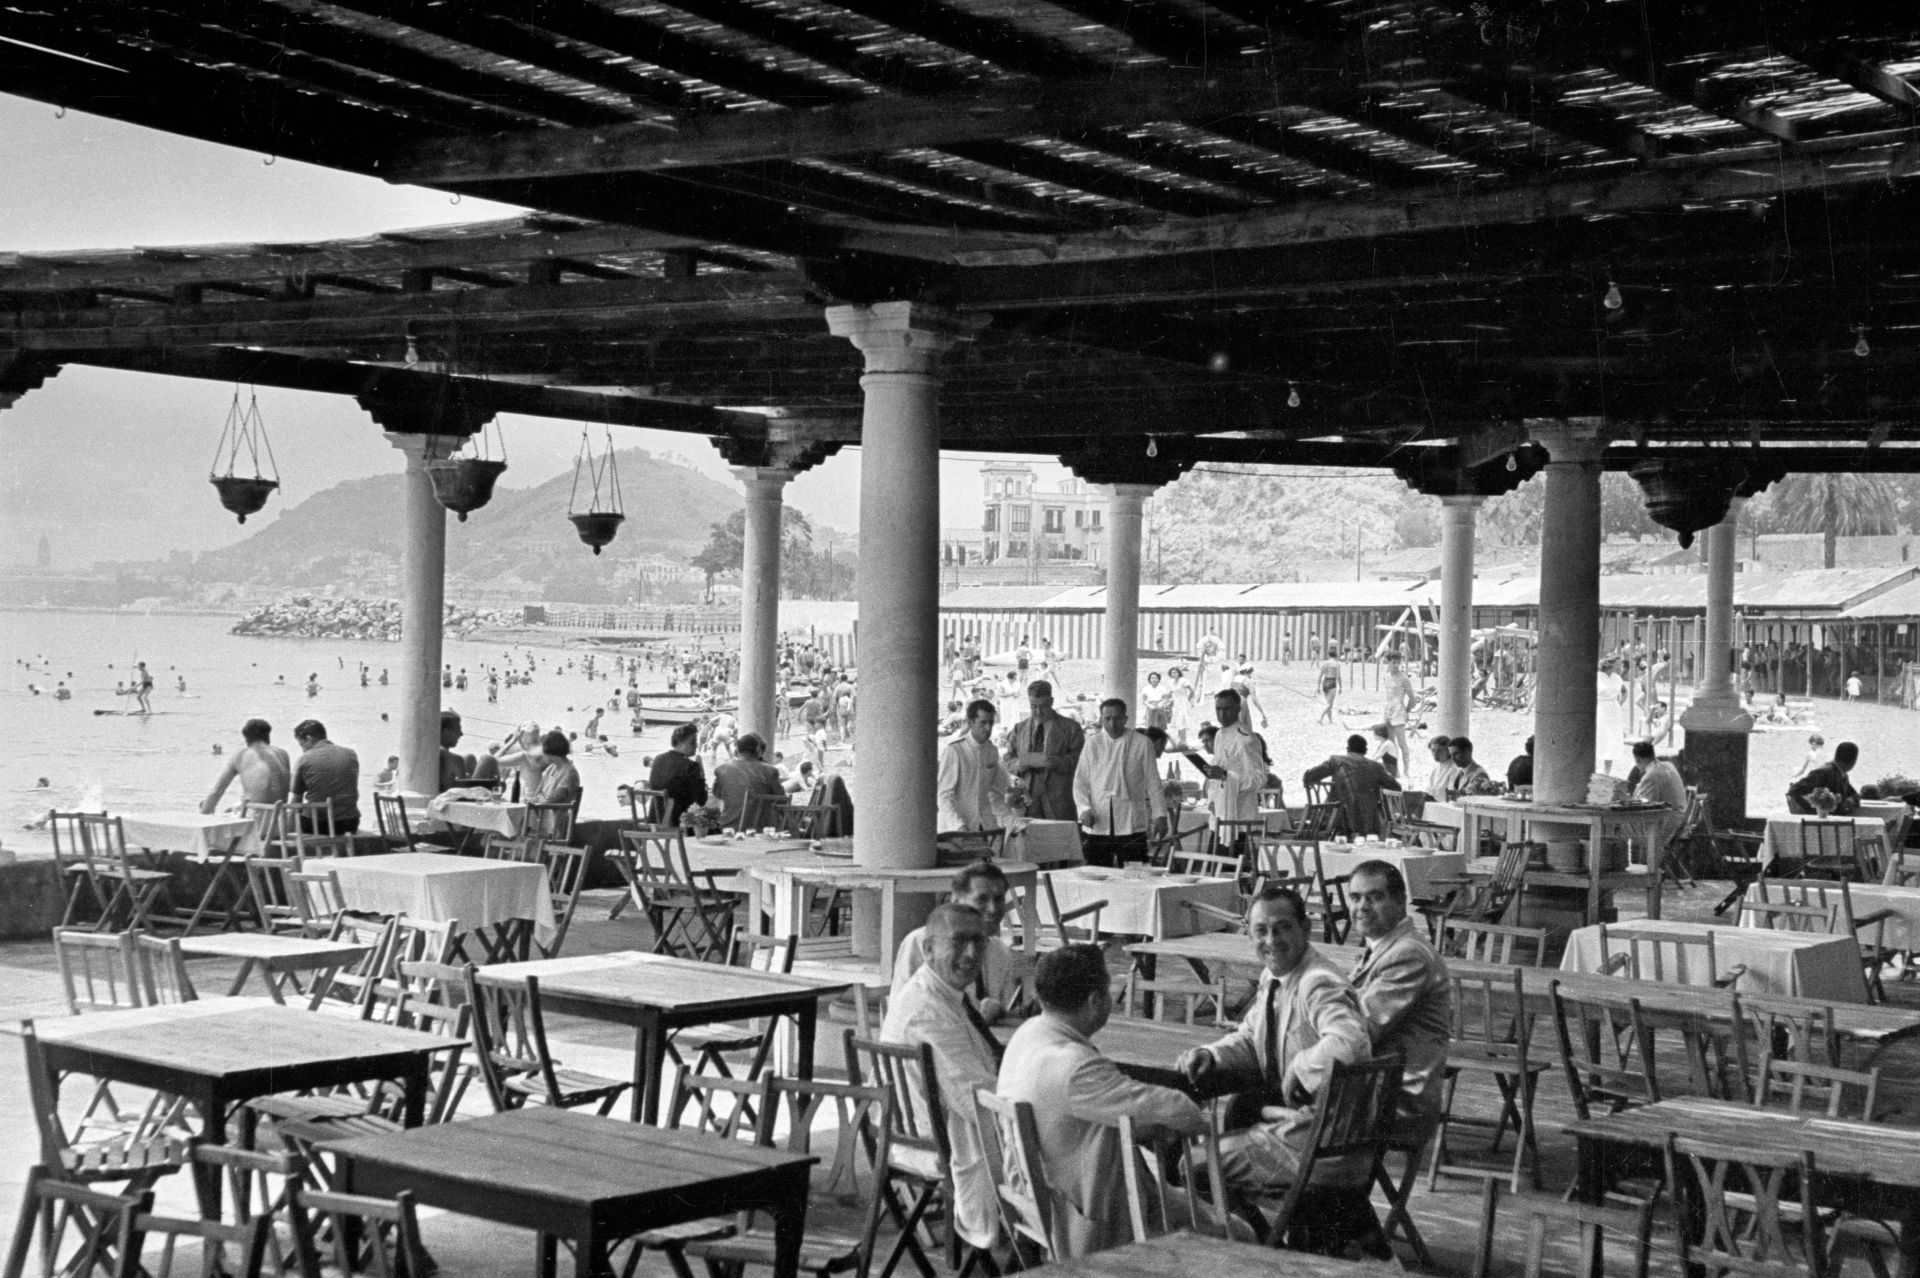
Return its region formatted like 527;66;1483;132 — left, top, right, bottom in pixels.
1178;884;1372;1191
1346;860;1451;1133
998;943;1217;1256
883;903;1005;1256
891;859;1028;1023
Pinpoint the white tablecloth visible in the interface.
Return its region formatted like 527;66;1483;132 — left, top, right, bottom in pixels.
119;811;261;860
1005;819;1082;866
1044;867;1241;939
1316;846;1466;898
1562;918;1866;1001
1760;815;1887;863
330;852;555;944
426;798;527;838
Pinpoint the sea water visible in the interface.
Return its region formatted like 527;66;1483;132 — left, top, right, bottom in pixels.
0;608;677;855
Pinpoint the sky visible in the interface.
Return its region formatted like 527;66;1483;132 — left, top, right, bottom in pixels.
0;94;1071;568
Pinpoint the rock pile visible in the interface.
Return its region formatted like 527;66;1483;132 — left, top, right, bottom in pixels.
230;596;507;640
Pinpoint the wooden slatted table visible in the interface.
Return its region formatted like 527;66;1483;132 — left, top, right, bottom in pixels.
22;997;451;1144
477;950;852;1123
1005;1230;1397;1277
175;932;375;1003
992;1015;1219;1091
1568;1098;1920;1277
326;1106;816;1278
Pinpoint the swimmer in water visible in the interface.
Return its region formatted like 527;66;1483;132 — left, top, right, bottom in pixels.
33;776;49;789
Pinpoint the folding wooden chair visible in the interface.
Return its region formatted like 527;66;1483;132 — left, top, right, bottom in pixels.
52;930;143;1015
1255;839;1350;943
537;844;591;959
1414;838;1532;938
1429;969;1544;1192
305;916;396;1015
1799;817;1862;881
616;828;734;961
245;857;307;937
130;1211;270;1278
1471;1180;1655;1278
1116;1109;1236;1245
1440;919;1550;967
1667;1137;1826;1278
1596;924;1746;990
843;1032;994;1278
971;1090;1059;1266
1114;971;1226;1026
479;832;543;862
1549;982;1660;1119
1740;994;1840;1068
285;869;345;938
674;1079;897;1278
1262;1056;1404;1254
523;801;575;844
618;1069;772;1272
1751;1054;1880;1120
625;786;669;827
772;802;839;840
1296;803;1346;842
665;932;798;1086
1;1166;150;1278
935;829;1006;863
288;1189;430;1278
188;1143;310;1278
1038;875;1105;948
19;1020;190;1197
49;810;111;929
371;794;449;855
77;817;171;933
129;935;196;1007
463;968;630;1115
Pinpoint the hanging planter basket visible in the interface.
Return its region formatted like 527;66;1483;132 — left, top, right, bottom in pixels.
569;511;626;554
426;457;507;521
566;424;625;555
208;387;282;524
212;475;280;523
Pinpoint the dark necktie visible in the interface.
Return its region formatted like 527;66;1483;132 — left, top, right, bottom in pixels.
963;994;1005;1070
1031;718;1045;755
1262;978;1280;1079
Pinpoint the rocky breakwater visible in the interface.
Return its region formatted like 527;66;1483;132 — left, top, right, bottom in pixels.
231;596;508;640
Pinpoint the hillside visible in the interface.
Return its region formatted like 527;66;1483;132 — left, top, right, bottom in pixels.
189;448;742;602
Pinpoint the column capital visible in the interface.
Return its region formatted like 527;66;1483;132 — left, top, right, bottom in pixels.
825;302;981;374
384;432;462;463
1527;418;1607;465
1106;483;1159;506
1393;446;1542;498
732;465;799;493
711;425;844;474
357;379;495;437
1439;494;1487;511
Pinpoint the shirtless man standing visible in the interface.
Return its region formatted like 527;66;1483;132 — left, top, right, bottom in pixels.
201;718;291;813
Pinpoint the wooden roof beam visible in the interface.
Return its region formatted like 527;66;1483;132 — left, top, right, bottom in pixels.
1782;42;1920;119
61;346;773;435
823;0;1111;79
376;64;1371;185
1;272;821;353
659;0;984;96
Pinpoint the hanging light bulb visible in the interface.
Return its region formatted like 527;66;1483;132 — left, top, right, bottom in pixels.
1287;381;1301;408
1603;278;1623;310
1208;351;1230;373
404;334;420;366
1854;326;1871;358
1505;452;1518;473
1146;435;1159;458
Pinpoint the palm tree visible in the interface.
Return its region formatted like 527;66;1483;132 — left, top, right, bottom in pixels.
1765;474;1900;568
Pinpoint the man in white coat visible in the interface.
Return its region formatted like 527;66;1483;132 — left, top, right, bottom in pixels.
938;698;1012;832
882;903;1004;1254
1072;698;1168;867
998;944;1213;1256
1179;885;1371;1191
1347;861;1451;1131
1202;688;1268;831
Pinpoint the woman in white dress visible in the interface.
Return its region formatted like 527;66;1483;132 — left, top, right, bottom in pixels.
1166;666;1194;746
1595;659;1628;775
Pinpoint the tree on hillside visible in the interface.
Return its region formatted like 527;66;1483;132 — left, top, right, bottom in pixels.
691;507;853;601
1761;474;1900;568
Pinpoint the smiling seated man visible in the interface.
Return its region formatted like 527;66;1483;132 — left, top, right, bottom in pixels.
1178;885;1371;1194
891;860;1027;1022
882;903;1005;1258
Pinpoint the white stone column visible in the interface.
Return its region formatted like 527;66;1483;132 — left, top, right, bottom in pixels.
1690;497;1745;715
385;432;458;795
1437;496;1483;740
1529;421;1605;804
1102;484;1154;706
734;466;795;744
827;303;974;914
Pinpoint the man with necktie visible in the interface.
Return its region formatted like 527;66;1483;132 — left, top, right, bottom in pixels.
1005;680;1085;821
1346;861;1451;1132
883;903;1005;1253
1178;885;1371;1191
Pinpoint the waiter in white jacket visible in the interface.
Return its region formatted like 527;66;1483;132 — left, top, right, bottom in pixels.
937;698;1011;832
1203;688;1268;842
1072;698;1168;867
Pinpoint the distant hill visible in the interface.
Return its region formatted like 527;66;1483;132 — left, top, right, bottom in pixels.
191;448;741;602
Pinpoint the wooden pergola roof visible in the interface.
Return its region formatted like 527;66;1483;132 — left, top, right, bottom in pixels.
5;2;1920;475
